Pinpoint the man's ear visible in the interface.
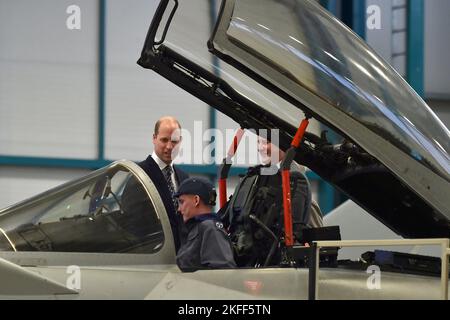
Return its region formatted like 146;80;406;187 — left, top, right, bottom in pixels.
194;195;200;207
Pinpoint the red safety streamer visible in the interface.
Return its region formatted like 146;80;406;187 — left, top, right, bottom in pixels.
291;118;309;148
228;129;245;157
219;178;227;209
282;169;294;246
219;129;245;209
282;117;310;247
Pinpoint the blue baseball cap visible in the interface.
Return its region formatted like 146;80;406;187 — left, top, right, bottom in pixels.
174;178;216;206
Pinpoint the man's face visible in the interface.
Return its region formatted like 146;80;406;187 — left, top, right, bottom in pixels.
178;194;199;222
257;137;283;165
153;121;181;165
257;137;272;165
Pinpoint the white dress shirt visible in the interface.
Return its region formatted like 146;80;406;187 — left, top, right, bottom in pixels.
152;152;178;190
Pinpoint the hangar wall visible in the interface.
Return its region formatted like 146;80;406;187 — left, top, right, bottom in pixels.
365;0;450;124
0;0;98;159
424;0;450;99
423;0;450;126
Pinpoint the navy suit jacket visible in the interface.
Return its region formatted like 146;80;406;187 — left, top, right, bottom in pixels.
138;155;189;252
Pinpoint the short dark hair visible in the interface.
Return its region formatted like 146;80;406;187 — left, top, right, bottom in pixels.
154;117;181;136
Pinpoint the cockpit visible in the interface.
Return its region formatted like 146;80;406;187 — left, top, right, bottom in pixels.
0;161;166;254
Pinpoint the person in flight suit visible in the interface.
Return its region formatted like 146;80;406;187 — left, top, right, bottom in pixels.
174;178;236;271
257;136;323;230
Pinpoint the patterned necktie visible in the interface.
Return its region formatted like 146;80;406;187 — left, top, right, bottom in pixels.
163;165;178;211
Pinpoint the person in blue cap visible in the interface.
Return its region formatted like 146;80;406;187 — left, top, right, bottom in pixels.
174;177;236;271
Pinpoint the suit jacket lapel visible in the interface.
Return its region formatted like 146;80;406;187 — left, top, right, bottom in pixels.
173;165;188;185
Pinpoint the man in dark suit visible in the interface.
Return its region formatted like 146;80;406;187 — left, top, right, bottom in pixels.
138;116;189;252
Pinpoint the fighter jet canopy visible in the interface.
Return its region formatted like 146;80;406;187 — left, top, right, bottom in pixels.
0;161;170;254
138;0;450;238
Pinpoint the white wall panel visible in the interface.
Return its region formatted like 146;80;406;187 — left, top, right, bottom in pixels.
0;0;98;158
105;0;209;163
425;0;450;97
0;167;89;210
366;0;393;64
